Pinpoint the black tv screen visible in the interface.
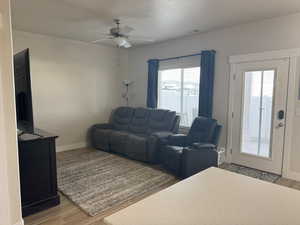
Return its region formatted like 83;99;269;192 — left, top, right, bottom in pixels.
14;49;34;132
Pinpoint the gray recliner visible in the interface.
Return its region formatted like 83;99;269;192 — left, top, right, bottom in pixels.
91;107;180;163
162;116;222;178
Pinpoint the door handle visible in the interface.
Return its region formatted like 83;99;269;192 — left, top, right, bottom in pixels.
276;122;285;128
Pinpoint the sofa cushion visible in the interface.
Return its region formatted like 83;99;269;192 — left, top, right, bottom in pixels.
112;107;135;131
128;108;150;134
125;133;148;162
110;131;130;154
147;109;176;134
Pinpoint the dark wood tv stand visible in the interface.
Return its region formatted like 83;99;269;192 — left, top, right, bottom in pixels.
18;128;60;217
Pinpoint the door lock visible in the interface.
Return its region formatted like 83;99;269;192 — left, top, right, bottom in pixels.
278;110;285;120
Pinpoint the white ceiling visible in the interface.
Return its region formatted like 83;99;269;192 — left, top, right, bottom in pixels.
11;0;300;47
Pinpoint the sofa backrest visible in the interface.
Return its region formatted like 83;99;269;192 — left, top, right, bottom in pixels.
111;107;135;131
186;116;217;145
147;109;176;134
128;107;151;134
171;115;181;133
111;107;177;134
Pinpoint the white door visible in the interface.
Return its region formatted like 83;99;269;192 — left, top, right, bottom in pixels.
231;59;289;174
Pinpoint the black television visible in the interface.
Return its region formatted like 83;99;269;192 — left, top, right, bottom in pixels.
14;49;34;133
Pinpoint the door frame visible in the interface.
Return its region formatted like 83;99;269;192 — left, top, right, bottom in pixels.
0;0;24;224
227;49;300;178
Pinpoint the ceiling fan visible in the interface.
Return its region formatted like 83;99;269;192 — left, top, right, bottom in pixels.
92;19;154;48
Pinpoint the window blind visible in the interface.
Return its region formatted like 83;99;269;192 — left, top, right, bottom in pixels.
159;55;200;70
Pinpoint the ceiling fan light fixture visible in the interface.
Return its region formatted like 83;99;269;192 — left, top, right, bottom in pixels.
114;37;132;48
123;41;132;48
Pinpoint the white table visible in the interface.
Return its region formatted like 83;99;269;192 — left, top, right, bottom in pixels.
104;167;300;225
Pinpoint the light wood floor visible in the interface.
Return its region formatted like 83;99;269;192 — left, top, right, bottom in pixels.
24;173;300;225
24;193;107;225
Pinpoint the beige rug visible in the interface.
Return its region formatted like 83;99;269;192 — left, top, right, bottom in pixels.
57;148;176;217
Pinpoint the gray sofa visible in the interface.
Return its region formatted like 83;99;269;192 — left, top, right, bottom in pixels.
91;107;180;163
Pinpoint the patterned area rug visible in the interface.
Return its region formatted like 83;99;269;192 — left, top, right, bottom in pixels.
219;163;280;183
56;149;176;217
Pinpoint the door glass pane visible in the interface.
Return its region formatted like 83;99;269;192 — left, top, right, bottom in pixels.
241;71;262;156
241;70;275;158
260;70;275;157
158;69;181;112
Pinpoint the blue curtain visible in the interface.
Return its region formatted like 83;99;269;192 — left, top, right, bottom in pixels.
146;59;159;108
199;50;216;117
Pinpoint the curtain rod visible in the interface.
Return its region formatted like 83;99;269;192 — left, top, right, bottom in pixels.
158;53;202;62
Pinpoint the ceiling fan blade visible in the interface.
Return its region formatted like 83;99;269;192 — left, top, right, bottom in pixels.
91;33;114;43
119;25;134;34
92;37;113;43
94;33;113;37
129;35;155;42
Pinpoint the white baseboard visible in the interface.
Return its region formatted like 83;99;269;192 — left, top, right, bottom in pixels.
14;219;24;225
56;142;87;152
284;170;300;182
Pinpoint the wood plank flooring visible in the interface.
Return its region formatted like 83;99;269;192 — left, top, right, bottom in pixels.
24;193;107;225
24;165;300;225
24;148;177;225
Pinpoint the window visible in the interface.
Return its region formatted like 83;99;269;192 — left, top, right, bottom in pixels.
158;67;200;127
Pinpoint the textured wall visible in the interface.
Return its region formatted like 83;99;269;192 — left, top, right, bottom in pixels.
13;30;123;150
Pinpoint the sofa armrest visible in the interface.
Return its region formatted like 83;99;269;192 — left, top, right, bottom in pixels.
167;134;188;147
92;123;114;130
147;132;173;163
192;142;216;149
150;131;173;144
89;123;114;150
150;131;173;139
181;147;218;178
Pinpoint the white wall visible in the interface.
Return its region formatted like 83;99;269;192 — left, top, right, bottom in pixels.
0;0;23;224
124;13;300;170
13;31;123;150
